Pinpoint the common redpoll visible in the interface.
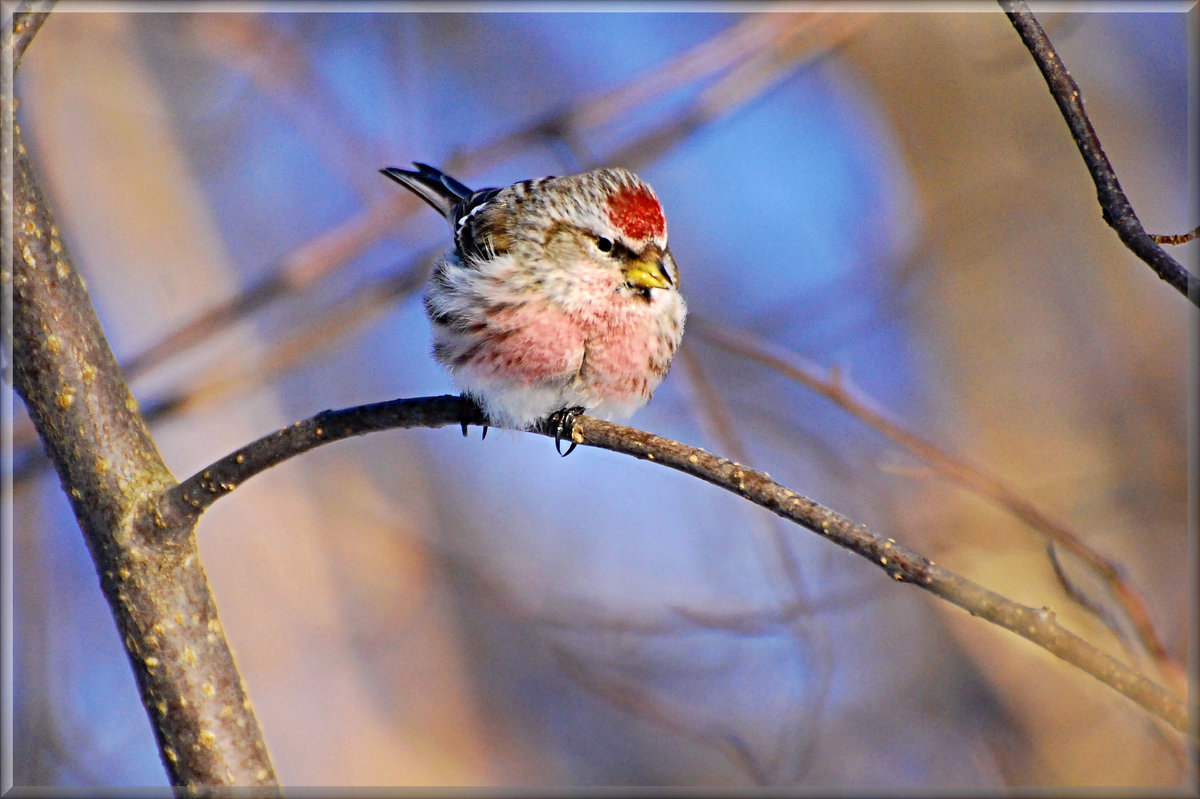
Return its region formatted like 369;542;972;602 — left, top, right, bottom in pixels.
381;162;686;453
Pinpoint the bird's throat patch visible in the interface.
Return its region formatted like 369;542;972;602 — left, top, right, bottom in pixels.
606;185;665;241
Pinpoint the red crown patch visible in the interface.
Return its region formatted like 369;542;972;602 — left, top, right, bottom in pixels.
606;185;665;240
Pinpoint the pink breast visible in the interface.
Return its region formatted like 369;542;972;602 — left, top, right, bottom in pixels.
469;302;583;381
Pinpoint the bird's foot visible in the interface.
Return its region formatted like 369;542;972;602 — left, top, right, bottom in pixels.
461;421;490;438
548;407;585;457
459;394;488;439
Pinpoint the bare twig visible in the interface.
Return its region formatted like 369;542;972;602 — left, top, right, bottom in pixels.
103;17;776;384
1150;225;1199;246
7;17;277;787
689;317;1184;693
160;396;483;523
190;15;385;199
568;417;1188;735
159;396;1186;734
437;531;880;640
677;316;814;605
999;0;1200;305
9;131;278;789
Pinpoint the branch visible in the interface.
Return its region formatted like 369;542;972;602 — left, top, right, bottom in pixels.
999;0;1200;305
6;18;277;787
160;396;484;523
162;396;1187;735
1150;225;1199;246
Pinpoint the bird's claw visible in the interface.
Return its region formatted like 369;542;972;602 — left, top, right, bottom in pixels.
460;421;489;439
550;407;584;457
460;393;488;439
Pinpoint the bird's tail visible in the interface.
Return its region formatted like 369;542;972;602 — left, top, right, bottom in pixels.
380;162;474;220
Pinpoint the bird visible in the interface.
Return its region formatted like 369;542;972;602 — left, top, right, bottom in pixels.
381;162;686;455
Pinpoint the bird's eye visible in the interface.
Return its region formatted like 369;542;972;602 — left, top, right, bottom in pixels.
595;236;613;253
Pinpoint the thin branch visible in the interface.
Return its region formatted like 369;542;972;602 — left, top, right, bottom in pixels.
438;537;874;638
7;18;277;787
191;15;387;199
675;343;818;617
1150;225;1199;246
161;396;1187;734
999;0;1200;305
103;17;772;383
674;343;832;785
118;206;401;380
160;396;484;524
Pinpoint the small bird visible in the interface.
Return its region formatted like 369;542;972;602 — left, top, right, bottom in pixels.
381;162;686;455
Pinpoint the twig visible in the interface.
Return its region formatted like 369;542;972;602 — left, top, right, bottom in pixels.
438;532;879;640
9;131;279;789
1150;225;1199;246
568;417;1188;735
999;0;1200;305
189;15;385;200
677;331;813;606
159;395;1186;734
118;205;403;380
7;17;277;787
103;16;778;384
160;396;483;523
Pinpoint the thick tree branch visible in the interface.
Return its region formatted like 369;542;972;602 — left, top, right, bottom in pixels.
6;17;277;787
163;396;1188;735
999;0;1200;305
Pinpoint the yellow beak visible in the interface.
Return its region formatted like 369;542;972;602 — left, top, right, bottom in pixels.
623;255;673;291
